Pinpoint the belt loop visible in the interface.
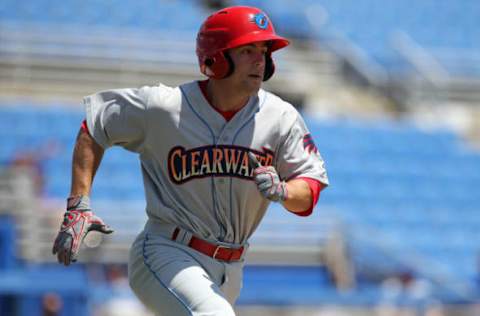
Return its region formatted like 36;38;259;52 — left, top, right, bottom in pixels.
239;242;249;261
171;227;192;246
172;228;180;241
177;228;193;246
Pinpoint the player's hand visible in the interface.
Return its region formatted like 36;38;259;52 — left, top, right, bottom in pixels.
52;196;113;266
249;153;288;202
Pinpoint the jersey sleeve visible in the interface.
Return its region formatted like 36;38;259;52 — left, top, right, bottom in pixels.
276;112;329;186
83;87;149;153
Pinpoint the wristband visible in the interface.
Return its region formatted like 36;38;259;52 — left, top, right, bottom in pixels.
67;195;90;210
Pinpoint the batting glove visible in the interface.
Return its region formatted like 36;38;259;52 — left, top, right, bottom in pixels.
249;153;288;202
52;196;113;266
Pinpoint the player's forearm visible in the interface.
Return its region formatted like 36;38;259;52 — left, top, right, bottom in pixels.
282;179;312;213
70;128;105;196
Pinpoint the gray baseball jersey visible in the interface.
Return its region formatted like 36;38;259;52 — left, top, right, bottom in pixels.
84;81;328;245
84;81;329;315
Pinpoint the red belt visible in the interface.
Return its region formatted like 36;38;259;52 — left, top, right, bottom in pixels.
171;228;244;262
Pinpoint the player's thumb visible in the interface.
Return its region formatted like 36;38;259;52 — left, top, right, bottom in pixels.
88;216;114;234
248;152;262;170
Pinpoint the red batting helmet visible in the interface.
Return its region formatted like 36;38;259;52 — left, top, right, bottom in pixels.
196;6;290;81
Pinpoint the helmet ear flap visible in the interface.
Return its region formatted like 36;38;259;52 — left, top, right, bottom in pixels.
263;53;275;81
201;51;234;79
203;51;274;80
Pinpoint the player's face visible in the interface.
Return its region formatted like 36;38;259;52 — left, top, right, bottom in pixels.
227;42;268;95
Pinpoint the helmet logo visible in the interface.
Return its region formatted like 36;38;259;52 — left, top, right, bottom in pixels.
253;13;269;30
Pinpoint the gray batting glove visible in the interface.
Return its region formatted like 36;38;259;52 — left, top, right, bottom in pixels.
249;153;288;202
52;196;113;266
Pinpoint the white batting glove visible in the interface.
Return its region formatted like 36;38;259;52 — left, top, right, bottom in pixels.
249;153;288;202
52;196;113;266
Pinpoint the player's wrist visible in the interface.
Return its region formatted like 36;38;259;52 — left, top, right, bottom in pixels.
66;195;91;211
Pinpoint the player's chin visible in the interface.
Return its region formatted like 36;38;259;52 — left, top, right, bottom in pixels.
247;75;263;90
246;84;261;96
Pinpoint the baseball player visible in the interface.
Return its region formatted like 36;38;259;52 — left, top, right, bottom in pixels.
52;6;328;316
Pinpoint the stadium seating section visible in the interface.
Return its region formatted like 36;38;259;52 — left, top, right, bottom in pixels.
1;0;478;76
0;0;205;34
0;216;89;316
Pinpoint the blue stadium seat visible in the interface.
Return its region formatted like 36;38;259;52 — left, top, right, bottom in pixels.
237;265;344;305
0;216;16;270
0;265;89;316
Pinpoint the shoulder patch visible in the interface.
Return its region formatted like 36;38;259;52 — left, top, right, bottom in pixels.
303;133;318;154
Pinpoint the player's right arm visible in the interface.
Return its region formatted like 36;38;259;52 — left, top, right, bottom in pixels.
70;126;104;196
53;87;150;265
52;126;113;266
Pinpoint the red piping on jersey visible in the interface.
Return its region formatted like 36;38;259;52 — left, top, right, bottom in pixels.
290;177;325;217
198;80;239;122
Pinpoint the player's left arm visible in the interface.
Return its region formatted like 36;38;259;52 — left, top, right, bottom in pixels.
255;109;329;215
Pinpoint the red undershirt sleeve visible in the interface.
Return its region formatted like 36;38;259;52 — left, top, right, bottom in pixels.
81;119;90;134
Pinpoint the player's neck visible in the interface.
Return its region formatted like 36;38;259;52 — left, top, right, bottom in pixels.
207;80;251;112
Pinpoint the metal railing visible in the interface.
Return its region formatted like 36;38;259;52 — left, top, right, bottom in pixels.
391;31;480;106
